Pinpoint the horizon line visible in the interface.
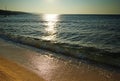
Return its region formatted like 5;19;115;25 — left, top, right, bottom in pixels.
0;9;120;15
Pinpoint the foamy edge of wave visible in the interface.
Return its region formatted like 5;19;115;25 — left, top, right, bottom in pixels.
0;32;120;67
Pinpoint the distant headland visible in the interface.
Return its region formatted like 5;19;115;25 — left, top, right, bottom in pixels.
0;9;30;15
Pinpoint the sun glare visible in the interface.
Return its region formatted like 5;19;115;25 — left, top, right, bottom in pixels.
44;14;58;21
47;0;55;2
42;14;59;41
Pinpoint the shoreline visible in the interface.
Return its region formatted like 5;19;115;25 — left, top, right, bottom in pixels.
0;32;120;68
0;38;120;81
0;56;45;81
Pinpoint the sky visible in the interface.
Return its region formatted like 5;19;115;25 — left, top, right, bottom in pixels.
0;0;120;14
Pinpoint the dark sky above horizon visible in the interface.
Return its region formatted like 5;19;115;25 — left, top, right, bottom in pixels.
0;0;120;14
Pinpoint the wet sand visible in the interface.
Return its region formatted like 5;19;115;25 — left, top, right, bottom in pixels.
0;38;120;81
0;56;45;81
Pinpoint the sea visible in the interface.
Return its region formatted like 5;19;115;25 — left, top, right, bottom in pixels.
0;13;120;66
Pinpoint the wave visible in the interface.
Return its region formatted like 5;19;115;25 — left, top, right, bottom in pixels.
0;31;120;67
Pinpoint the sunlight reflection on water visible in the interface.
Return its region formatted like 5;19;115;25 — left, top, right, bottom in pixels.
42;14;59;41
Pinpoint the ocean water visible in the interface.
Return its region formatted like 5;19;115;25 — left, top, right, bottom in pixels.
0;14;120;66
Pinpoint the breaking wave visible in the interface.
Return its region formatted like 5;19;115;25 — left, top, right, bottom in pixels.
0;32;120;67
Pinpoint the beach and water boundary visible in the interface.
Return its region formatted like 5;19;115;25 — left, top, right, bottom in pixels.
0;32;120;67
0;33;120;81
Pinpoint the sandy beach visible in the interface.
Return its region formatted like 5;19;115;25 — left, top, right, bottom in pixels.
0;56;45;81
0;38;120;81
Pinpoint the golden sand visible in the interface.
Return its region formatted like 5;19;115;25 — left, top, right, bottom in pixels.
0;56;45;81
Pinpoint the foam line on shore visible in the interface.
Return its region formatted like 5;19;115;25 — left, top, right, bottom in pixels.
0;32;120;67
